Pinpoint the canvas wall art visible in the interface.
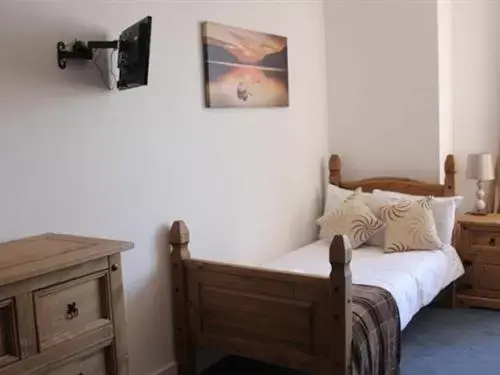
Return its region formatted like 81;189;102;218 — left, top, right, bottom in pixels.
202;21;289;108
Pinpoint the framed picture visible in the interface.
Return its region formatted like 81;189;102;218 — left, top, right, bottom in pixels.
201;21;289;108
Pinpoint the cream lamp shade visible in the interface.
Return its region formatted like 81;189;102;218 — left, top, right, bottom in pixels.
466;153;495;214
466;153;495;181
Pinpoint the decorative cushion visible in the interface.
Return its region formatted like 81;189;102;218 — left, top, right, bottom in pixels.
361;194;395;247
373;190;463;245
380;197;444;253
317;189;385;248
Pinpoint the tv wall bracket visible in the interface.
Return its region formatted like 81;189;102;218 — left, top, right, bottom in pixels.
57;40;118;69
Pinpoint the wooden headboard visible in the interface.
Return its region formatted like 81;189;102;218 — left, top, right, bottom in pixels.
329;154;456;197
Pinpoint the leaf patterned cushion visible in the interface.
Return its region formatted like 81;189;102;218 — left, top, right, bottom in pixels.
373;189;463;245
316;189;385;248
380;197;444;253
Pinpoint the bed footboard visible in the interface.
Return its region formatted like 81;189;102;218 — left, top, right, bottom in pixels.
170;221;352;375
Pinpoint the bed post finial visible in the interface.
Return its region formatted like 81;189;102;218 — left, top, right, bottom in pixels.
169;220;195;375
329;235;352;374
170;220;191;259
329;154;342;186
444;154;456;196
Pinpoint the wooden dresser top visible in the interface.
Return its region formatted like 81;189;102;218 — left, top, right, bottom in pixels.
457;214;500;226
0;233;134;287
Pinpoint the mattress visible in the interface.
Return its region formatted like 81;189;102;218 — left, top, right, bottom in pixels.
260;239;465;329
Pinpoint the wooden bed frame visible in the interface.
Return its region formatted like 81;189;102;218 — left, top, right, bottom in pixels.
169;154;457;375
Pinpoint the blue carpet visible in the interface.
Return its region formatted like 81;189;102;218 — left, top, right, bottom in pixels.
401;307;500;375
202;307;500;374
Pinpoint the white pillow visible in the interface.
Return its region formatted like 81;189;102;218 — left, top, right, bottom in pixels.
324;185;356;215
373;189;463;246
324;185;375;215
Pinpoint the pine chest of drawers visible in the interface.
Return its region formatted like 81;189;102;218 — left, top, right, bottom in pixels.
456;214;500;310
0;233;133;375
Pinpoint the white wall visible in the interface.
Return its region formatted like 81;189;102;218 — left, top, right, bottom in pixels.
326;0;500;207
438;0;454;183
0;1;328;375
326;0;441;181
452;0;500;211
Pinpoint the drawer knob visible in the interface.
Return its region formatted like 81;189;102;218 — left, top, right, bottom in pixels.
111;264;119;272
489;238;496;246
66;302;79;320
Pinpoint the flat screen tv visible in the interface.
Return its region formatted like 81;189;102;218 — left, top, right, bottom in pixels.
117;16;152;91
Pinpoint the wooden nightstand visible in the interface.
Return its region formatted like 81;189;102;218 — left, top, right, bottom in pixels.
456;214;500;309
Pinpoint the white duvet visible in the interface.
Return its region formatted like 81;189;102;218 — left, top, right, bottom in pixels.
260;239;465;329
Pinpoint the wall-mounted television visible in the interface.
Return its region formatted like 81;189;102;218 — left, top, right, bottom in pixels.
117;16;152;90
57;16;153;91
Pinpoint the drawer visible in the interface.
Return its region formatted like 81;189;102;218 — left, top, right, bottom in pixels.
0;299;19;368
476;263;500;293
471;231;500;249
48;346;109;375
34;271;111;351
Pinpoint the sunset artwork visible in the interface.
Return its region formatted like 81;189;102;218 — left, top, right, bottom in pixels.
202;22;289;108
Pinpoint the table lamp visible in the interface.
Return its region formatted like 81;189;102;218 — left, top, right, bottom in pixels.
466;153;495;215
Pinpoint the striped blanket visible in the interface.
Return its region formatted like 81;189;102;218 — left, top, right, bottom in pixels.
351;284;401;375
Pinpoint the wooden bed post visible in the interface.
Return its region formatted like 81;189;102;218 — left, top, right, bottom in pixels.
444;154;456;196
329;154;342;186
329;235;352;375
170;220;196;375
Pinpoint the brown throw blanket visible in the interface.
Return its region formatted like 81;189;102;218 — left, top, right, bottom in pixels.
351;284;401;375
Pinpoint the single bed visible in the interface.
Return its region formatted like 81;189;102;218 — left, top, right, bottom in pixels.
260;240;464;330
169;154;460;375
